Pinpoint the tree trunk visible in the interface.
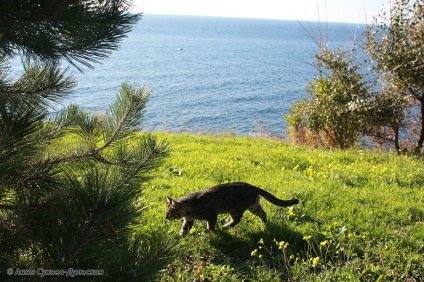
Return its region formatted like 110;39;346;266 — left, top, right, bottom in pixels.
415;98;424;153
393;124;400;154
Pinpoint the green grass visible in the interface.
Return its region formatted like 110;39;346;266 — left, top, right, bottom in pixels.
139;132;424;281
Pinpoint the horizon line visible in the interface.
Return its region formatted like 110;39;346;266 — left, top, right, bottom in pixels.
139;12;369;25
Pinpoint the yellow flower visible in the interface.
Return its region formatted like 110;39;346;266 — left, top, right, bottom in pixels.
251;249;258;256
303;235;312;241
278;241;289;250
311;257;320;267
258;238;264;245
320;240;328;247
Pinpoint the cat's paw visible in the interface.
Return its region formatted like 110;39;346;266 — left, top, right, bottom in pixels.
221;224;231;230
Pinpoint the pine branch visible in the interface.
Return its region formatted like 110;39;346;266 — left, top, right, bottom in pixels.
0;196;48;247
102;83;150;149
0;0;171;276
131;135;169;178
0;100;47;187
0;0;141;70
37;105;81;142
65;197;106;266
47;150;105;166
6;62;76;105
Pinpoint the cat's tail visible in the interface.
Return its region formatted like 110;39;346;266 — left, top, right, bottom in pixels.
257;189;299;207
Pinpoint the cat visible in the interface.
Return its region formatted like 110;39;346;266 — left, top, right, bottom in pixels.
165;182;299;236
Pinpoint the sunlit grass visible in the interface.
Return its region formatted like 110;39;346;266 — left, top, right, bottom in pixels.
139;132;424;281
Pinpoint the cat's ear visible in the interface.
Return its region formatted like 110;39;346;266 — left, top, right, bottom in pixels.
167;197;180;207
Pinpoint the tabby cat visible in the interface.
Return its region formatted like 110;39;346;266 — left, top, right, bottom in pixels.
165;182;299;236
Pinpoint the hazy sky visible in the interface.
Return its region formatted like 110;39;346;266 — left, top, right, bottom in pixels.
132;0;391;24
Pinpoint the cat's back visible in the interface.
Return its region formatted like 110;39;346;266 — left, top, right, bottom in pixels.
177;182;259;204
204;182;258;194
195;182;259;210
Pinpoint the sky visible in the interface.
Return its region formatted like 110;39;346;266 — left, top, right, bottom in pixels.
132;0;391;24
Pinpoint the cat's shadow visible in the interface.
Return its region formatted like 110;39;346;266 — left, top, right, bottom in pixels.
208;221;305;261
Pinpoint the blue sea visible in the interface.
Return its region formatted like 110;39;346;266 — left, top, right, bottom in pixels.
68;14;365;136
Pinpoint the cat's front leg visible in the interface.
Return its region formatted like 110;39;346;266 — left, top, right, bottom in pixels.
206;215;218;232
180;217;194;236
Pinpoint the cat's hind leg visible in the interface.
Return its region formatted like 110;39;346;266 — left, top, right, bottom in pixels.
222;212;243;229
248;203;267;223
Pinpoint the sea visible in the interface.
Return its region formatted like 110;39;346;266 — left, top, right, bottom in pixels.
61;14;366;136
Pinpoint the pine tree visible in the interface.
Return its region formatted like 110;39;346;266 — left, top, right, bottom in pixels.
0;1;173;280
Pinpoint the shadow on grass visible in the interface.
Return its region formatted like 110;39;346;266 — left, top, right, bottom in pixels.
207;221;306;270
203;222;306;281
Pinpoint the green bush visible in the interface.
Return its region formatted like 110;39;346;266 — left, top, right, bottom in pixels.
286;49;371;149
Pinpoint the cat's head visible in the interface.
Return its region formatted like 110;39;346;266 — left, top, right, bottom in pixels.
165;197;191;219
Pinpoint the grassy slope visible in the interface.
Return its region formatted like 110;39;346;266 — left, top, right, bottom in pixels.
140;133;424;281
